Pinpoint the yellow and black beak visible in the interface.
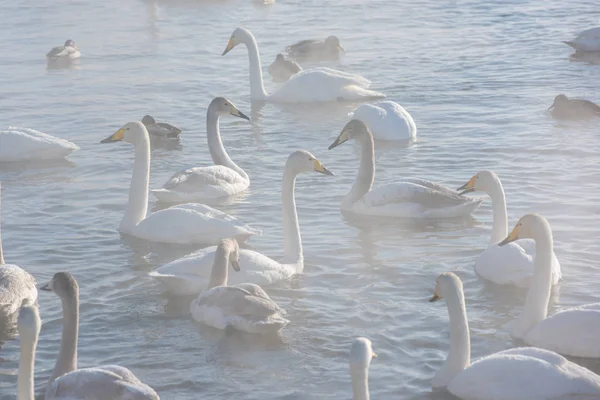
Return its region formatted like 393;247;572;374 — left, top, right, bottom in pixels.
231;259;240;272
313;158;334;176
499;224;520;246
229;104;250;121
222;38;235;56
328;127;350;150
457;175;476;195
101;128;125;143
429;293;441;302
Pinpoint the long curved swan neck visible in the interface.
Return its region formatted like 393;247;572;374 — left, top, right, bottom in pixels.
0;182;4;265
120;135;150;234
207;245;230;289
344;133;374;206
50;293;79;383
350;367;370;400
516;225;554;336
439;284;470;386
488;176;508;243
206;108;248;180
281;167;303;268
18;334;36;400
241;30;268;100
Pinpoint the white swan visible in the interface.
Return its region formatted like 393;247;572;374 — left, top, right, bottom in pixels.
17;303;40;400
349;338;376;400
151;97;251;203
222;28;385;103
457;171;561;287
499;214;600;358
564;27;600;52
46;40;80;61
0;127;79;162
0;182;37;317
429;271;600;399
40;272;159;399
189;239;288;334
101;122;260;245
149;150;334;295
328;120;482;218
349;101;416;141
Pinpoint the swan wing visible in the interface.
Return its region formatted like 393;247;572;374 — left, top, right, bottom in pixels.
474;243;536;286
0;264;37;316
0;127;79;162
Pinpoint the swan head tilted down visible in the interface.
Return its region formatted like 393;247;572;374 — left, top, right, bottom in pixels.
287;150;335;176
329;119;371;150
222;27;251;56
221;238;241;272
457;170;499;194
101;121;147;145
429;271;462;303
499;213;550;246
209;97;250;120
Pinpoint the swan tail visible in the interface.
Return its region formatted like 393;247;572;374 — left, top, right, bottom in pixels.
150;188;180;203
563;41;578;49
237;225;263;241
337;85;386;102
148;272;202;296
254;316;289;333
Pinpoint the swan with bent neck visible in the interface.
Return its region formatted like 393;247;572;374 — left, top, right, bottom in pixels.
41;272;159;399
349;338;376;400
17;303;40;400
189;238;288;334
328;120;482;218
222;27;385;103
457;171;561;287
151;97;251;203
150;150;335;295
499;213;600;358
0;181;37;317
100;121;259;245
430;271;600;400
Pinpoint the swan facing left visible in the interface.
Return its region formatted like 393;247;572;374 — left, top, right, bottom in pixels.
41;272;159;399
429;272;600;400
101;122;260;245
0;127;79;162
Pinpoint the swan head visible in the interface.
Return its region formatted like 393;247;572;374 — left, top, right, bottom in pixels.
325;36;345;52
18;303;41;345
329;119;371;150
429;272;462;302
40;272;79;301
222;27;252;56
457;170;499;194
549;94;569;111
101;121;148;145
286;150;334;176
217;238;240;272
350;337;376;371
499;213;551;246
208;97;250;121
141;115;156;126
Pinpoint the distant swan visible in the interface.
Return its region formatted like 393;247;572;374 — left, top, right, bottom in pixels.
151;97;251;203
150;150;334;295
46;40;80;61
349;338;376;400
141;115;181;140
189;239;288;334
41;272;159;399
500;214;600;358
16;304;41;400
0;182;37;317
101;122;260;245
286;36;345;61
564;27;600;52
268;54;302;82
328;120;482;218
222;28;385;103
429;271;600;399
0;127;79;162
457;171;561;287
349;101;416;141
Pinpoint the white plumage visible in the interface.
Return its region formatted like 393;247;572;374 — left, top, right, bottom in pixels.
0;127;79;162
349;101;417;141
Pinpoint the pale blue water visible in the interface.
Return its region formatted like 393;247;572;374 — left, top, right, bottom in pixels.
1;0;600;398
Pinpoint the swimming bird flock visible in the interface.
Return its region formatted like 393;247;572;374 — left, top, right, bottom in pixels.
2;18;600;400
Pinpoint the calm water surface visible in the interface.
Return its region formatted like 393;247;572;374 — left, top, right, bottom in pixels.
1;0;600;398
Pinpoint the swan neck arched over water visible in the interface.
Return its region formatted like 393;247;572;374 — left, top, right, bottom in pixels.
487;175;508;243
120;130;150;233
0;182;5;265
281;166;303;266
345;131;375;208
235;29;268;100
17;306;40;400
206;104;248;181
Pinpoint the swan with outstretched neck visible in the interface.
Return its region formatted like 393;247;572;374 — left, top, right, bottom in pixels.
101;121;259;245
40;272;159;399
349;338;376;400
150;150;334;295
429;271;600;399
151;97;251;203
328;120;482;218
0;182;37;317
499;214;600;358
222;27;385;103
458;171;561;286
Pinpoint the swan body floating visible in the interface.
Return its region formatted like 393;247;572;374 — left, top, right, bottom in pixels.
457;171;561;287
0;182;37;317
222;28;385;103
150;150;334;295
268;54;302;82
189;239;288;334
286;36;344;61
17;304;41;400
430;271;600;400
564;27;600;52
41;272;159;399
328;120;482;218
349;338;376;400
0;127;79;162
151;98;251;203
101;122;259;245
349;101;416;141
500;214;600;358
141;115;181;140
548;94;600;120
46;40;80;61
